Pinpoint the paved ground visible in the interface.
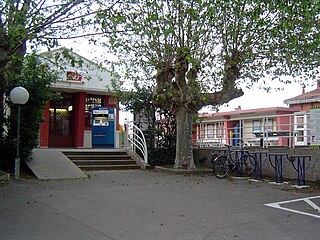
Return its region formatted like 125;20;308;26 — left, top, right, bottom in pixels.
1;170;320;240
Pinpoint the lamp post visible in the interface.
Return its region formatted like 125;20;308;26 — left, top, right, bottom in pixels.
10;87;29;179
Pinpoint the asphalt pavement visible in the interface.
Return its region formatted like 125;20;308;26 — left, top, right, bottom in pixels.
1;169;319;240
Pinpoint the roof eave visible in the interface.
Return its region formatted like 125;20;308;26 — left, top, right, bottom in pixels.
284;98;320;105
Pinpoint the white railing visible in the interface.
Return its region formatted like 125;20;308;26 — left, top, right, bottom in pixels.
125;122;148;164
193;112;320;149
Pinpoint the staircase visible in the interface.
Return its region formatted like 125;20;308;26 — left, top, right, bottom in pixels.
63;150;141;171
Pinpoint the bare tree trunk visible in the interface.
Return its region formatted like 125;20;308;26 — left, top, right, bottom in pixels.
0;70;7;139
174;107;195;169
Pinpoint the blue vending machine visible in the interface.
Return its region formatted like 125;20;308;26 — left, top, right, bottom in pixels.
92;107;116;148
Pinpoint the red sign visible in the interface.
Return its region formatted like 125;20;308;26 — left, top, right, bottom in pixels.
66;71;82;82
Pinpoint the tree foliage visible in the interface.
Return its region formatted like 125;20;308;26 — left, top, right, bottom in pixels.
0;0;116;139
99;0;319;168
0;0;107;83
114;80;176;166
0;53;57;171
117;80;155;117
100;0;319;109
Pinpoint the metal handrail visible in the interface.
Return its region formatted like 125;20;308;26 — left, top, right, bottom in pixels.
126;122;148;164
194;112;316;149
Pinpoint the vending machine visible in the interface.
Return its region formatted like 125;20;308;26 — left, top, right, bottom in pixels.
91;107;116;148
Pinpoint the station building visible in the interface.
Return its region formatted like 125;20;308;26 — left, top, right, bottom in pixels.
39;48;119;148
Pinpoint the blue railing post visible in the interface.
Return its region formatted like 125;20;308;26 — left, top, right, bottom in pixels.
290;155;311;186
298;156;306;186
269;153;288;183
251;151;268;179
274;155;283;183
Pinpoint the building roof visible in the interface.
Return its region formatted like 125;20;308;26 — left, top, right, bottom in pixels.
284;80;320;105
199;106;298;121
39;48;116;95
283;88;320;105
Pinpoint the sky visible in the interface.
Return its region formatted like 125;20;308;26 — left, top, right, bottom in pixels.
54;39;317;124
213;81;313;113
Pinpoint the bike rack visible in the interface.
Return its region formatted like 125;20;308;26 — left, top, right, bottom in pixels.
250;151;269;179
211;148;252;177
269;153;289;183
212;147;312;185
289;155;311;186
232;149;250;177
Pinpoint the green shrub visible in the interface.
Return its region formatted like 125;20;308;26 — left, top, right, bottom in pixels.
0;53;57;172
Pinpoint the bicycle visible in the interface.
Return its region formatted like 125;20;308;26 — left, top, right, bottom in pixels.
211;142;256;179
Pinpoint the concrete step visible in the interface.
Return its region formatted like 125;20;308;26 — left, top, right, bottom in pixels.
66;155;132;160
63;150;141;171
78;164;141;171
72;159;137;166
63;151;128;156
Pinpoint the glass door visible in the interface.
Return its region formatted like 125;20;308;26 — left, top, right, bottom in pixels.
294;113;308;146
49;94;74;147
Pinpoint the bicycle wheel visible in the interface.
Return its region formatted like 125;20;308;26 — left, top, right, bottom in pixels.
213;155;230;179
236;154;256;177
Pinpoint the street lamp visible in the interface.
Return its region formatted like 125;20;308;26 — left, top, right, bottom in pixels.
10;87;29;179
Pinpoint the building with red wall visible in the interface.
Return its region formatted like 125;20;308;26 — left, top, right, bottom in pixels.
283;80;320;146
284;80;320;111
194;80;320;148
195;107;298;148
39;48;119;148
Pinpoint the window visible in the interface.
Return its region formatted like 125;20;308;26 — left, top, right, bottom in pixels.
297;130;305;142
85;95;104;128
216;122;223;138
296;115;305;129
252;120;261;133
207;124;214;138
264;118;273;132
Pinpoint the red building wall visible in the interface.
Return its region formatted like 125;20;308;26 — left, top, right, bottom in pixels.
276;113;292;146
73;92;86;148
290;103;320;112
39;92;119;148
39;102;50;148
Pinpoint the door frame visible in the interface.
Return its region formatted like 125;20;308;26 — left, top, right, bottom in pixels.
48;94;74;147
294;113;308;146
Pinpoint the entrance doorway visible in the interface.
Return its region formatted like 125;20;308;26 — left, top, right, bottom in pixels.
49;94;74;147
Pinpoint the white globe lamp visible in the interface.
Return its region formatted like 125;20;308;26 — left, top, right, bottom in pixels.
10;86;29;179
10;86;29;105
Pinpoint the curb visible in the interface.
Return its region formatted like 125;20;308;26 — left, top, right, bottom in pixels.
154;166;212;175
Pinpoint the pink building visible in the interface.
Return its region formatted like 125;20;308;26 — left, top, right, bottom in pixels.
195;107;298;148
284;80;320;111
283;80;320;146
195;80;320;148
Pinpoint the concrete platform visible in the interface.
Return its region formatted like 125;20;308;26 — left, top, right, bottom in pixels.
26;149;88;180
